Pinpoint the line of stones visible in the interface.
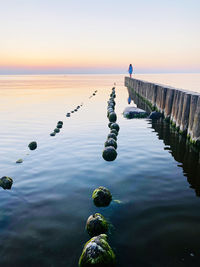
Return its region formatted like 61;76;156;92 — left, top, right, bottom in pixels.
78;186;116;266
79;87;120;266
0;90;98;190
102;87;120;162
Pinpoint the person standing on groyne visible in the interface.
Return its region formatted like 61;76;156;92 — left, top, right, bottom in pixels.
128;64;133;78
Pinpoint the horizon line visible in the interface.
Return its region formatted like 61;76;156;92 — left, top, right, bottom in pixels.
0;71;200;76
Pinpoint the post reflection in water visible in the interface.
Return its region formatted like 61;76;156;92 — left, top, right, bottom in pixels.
127;87;200;197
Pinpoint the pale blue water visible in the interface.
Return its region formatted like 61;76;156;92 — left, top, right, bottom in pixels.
0;74;200;267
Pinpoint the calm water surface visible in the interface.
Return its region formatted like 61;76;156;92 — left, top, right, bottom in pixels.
0;74;200;267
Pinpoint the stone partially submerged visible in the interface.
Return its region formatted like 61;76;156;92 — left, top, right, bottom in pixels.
110;123;120;132
79;234;116;267
92;186;112;207
104;138;117;149
102;146;117;162
86;213;108;237
123;106;148;119
16;159;23;163
0;176;13;190
149;111;162;120
28;141;37;150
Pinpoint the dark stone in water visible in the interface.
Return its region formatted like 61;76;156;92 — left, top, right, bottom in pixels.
86;213;108;237
28;141;37;150
66;113;71;117
149;111;162;120
0;176;13;190
123;106;148;119
79;234;116;267
50;132;56;136
109;112;117;123
110;123;120;132
110;129;118;136
102;146;117;162
105;138;117;149
57;124;62;129
92;186;112;207
54;128;60;133
57;121;63;125
107;109;113;118
107;133;117;141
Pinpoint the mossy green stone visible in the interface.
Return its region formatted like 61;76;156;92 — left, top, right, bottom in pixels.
105;138;117;149
79;234;116;267
92;186;112;207
109;112;117;123
107;133;117;141
86;213;108;237
110;123;120;132
54;128;60;133
0;176;13;190
28;141;37;150
16;159;23;163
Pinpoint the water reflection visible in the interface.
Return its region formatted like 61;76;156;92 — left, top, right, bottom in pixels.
127;87;200;197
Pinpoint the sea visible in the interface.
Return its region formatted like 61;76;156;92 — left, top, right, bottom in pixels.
0;73;200;267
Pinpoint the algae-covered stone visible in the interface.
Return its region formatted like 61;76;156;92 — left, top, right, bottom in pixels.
86;213;108;237
107;133;117;141
28;141;37;150
54;128;60;133
110;123;120;132
50;132;56;136
102;146;117;162
105;138;117;149
109;112;117;123
123;107;148;119
16;159;23;163
110;129;118;136
0;176;13;190
79;234;116;267
92;186;112;207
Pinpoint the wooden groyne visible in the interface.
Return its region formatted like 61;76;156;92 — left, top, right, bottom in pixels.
125;77;200;146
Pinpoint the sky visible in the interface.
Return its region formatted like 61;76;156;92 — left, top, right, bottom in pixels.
0;0;200;74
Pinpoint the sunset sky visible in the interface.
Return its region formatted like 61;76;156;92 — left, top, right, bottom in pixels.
0;0;200;74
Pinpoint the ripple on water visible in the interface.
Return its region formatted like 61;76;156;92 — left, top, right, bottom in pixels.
0;75;200;267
